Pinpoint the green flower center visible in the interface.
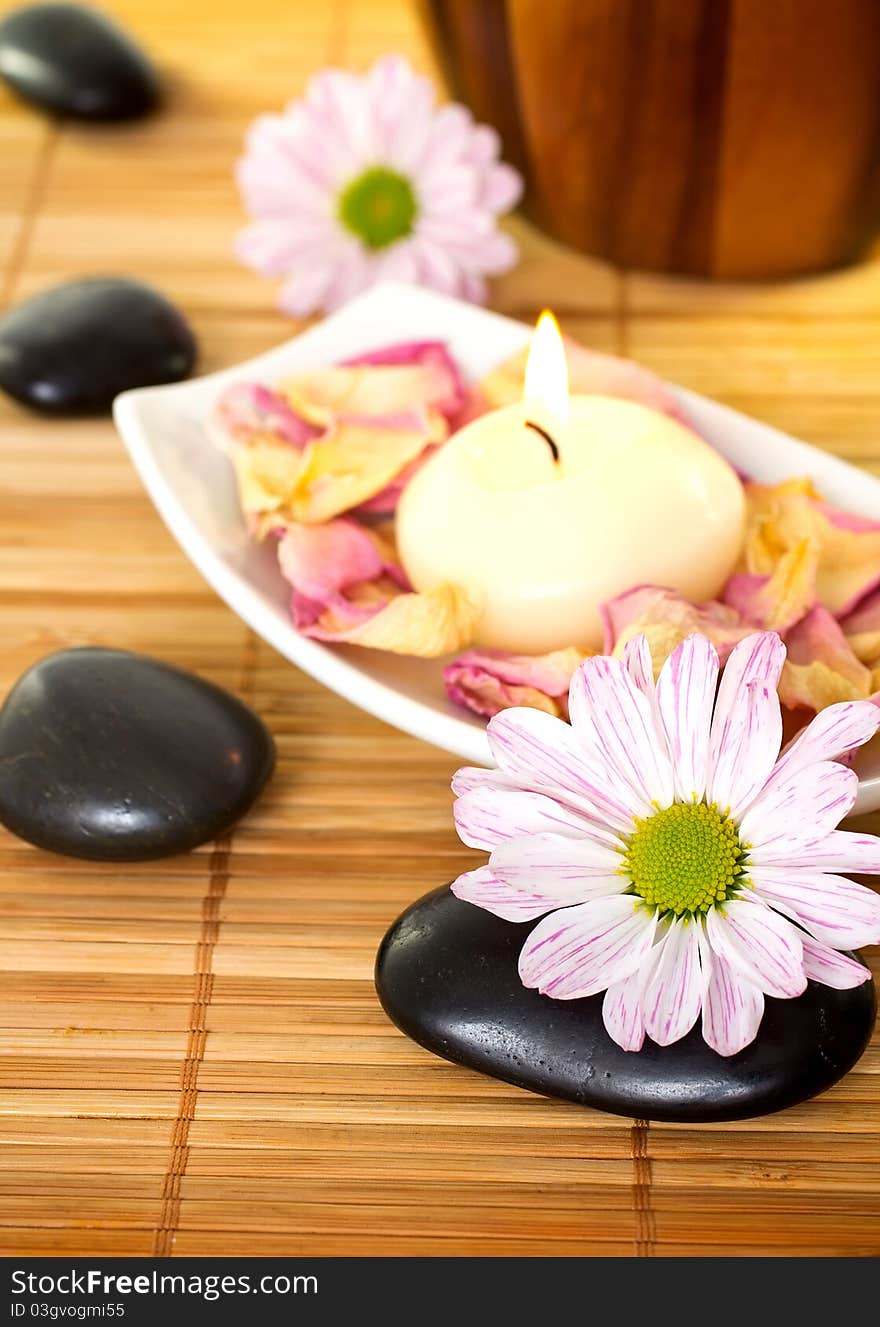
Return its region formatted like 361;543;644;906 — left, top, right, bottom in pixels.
622;801;748;918
338;166;418;250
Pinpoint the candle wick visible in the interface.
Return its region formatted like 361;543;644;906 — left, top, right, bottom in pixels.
525;420;560;463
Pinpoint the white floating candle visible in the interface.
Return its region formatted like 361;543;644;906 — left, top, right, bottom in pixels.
396;313;745;655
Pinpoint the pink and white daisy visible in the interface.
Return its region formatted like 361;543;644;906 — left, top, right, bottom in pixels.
451;631;880;1056
235;55;523;316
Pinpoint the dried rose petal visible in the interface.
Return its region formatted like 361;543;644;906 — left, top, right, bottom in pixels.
211;381;320;449
270;410;446;524
343;341;465;422
602;585;751;673
277;517;406;601
295;580;481;656
277;516;477;656
279;363;456;428
444;647;584;720
780;605;872;710
354;443;444;515
722;538;818;633
840;586;880;692
743;479;880;618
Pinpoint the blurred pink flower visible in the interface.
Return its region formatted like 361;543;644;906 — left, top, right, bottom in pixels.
235;55;523;315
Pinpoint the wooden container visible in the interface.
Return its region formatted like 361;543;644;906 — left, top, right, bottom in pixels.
423;0;880;279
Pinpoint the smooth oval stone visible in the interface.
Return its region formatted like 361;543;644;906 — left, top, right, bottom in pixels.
0;3;159;120
376;887;876;1123
0;278;196;414
0;648;274;861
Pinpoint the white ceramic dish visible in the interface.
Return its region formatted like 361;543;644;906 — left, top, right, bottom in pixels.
114;282;880;813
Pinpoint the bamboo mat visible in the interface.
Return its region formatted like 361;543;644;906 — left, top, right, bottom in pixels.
1;0;880;1258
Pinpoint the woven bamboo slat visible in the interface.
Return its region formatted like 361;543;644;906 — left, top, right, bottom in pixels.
1;0;879;1257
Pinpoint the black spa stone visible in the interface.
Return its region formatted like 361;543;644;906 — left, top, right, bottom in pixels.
0;4;159;120
0;278;196;414
0;648;274;861
376;886;876;1123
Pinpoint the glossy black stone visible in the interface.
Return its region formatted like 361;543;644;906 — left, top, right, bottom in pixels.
0;648;274;861
376;886;876;1123
0;3;159;120
0;278;196;414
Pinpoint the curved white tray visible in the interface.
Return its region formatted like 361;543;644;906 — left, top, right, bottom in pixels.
114;283;880;814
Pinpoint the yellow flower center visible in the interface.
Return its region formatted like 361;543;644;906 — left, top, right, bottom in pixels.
622;801;747;918
338;167;417;250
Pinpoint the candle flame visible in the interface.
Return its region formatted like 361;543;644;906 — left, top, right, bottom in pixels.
524;310;569;430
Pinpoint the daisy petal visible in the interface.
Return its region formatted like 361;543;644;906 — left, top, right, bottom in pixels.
705;897;806;999
739;761;858;856
800;933;872;989
656;634;719;802
450;766;513;798
568;656;675;809
622;634;655;698
451;866;603;923
276;260;339;317
459;271;487;304
518;896;658;1000
453;785;606;851
751;866;880;949
769;700;880;787
481;162;523;211
444;646;582;722
642;919;703;1046
775;829;880;873
489;832;625;890
708;681;782;819
708;632;786;815
487;707;640;832
717;630;787;696
603;971;648;1052
698;929;765;1056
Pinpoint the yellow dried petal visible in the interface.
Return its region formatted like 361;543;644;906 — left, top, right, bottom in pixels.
750;537;819;630
337;582;481;657
611;620;688;678
742;479;880;616
780;659;871;710
609;590;748;679
279;365;448;426
847;629;880;671
741;481;821;575
231;436;305;518
282;413;446;524
814;519;880;616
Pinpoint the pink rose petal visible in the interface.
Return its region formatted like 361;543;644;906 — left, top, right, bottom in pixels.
212;381;320;449
277;517;401;600
601;584;752;665
779;605;871;710
840;584;880;636
444;647;583;721
343;340;465;422
816;502;880;535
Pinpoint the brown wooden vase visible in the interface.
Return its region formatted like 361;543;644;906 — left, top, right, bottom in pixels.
422;0;880;279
